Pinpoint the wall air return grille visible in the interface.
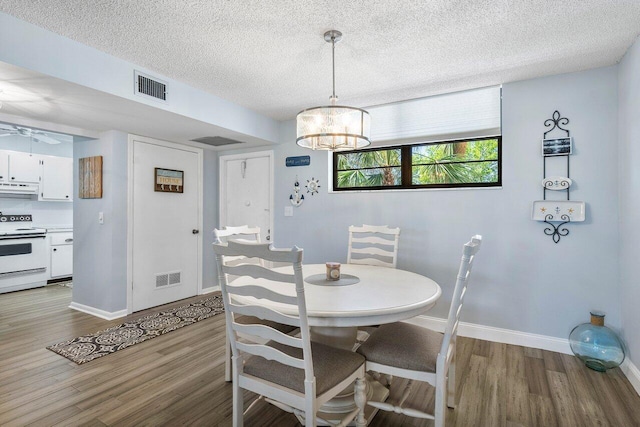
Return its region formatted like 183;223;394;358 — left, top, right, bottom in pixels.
135;71;167;102
155;271;181;288
190;136;243;147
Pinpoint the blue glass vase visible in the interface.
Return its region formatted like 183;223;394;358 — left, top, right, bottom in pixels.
569;311;625;372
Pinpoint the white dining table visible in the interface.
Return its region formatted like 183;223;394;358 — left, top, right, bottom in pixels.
232;263;441;350
231;263;442;424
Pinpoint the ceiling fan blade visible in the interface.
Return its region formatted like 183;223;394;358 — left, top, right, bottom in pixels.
32;133;62;145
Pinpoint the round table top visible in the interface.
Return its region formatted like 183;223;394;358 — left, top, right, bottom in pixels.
231;263;442;327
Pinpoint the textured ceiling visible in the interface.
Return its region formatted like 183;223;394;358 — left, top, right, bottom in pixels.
1;1;639;121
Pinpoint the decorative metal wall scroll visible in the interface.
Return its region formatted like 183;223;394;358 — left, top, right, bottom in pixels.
532;110;585;243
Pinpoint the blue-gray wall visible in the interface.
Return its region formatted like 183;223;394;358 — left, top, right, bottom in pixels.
73;133;220;311
73;131;128;312
268;66;621;340
203;149;219;289
618;35;640;367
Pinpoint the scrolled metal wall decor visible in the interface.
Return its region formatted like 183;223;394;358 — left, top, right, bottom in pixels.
543;214;571;244
543;110;570;139
533;110;585;244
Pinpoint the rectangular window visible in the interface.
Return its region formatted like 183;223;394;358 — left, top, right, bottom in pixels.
333;136;501;191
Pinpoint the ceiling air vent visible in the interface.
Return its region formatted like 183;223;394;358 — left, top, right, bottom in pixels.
134;71;167;102
190;136;244;147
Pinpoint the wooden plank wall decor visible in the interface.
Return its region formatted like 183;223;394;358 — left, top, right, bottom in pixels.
79;156;103;199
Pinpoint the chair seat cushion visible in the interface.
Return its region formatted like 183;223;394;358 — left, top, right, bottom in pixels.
357;322;443;373
235;315;297;334
244;341;365;395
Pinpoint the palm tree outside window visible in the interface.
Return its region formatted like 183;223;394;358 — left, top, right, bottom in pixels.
333;136;501;190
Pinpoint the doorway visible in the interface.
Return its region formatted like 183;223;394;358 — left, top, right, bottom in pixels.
219;151;273;243
129;136;203;312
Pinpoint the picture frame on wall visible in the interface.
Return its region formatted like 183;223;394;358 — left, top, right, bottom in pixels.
155;168;184;193
542;137;573;157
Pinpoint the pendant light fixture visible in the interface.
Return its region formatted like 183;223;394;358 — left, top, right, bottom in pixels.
296;30;371;151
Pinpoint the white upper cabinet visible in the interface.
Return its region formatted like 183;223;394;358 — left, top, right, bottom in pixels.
8;151;41;183
0;152;7;183
40;156;73;201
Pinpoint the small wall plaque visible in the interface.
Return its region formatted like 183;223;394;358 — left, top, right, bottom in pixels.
542;137;572;157
78;156;103;199
155;168;183;193
286;156;310;167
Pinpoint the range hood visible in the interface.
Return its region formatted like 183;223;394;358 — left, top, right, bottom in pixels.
0;182;39;195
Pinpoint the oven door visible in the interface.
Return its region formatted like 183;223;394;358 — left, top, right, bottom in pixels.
0;235;48;291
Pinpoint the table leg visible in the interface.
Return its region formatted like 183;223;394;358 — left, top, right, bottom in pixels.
310;326;357;350
309;326;389;425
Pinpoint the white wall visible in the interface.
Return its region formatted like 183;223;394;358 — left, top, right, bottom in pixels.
268;66;620;340
618;35;640;367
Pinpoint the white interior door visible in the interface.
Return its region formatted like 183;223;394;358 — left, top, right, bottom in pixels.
131;138;202;312
220;152;273;243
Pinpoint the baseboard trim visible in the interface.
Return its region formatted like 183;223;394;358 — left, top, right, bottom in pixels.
68;302;128;321
621;359;640;396
406;315;640;396
201;286;220;295
405;315;572;355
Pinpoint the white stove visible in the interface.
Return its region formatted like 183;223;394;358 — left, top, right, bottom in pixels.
0;213;48;293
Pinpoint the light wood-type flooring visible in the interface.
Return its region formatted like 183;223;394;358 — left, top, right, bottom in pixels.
1;285;639;426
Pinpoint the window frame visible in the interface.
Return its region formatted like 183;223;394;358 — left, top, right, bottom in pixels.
332;136;502;191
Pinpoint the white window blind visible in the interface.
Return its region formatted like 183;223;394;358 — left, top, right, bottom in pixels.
367;86;501;146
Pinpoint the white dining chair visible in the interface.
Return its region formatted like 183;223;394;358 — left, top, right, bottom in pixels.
213;240;368;427
213;225;263;266
356;235;482;427
214;225;297;382
348;224;401;343
347;224;400;268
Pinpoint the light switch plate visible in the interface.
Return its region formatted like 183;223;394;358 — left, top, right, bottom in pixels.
284;206;293;217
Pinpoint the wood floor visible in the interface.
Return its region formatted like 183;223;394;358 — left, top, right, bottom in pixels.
1;286;639;426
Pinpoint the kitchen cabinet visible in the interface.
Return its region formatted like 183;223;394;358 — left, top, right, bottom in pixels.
40;156;73;201
0;151;7;182
8;151;41;183
50;231;73;278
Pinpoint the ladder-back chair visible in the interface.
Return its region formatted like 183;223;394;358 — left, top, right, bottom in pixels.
356;235;482;427
347;225;400;268
214;225;297;381
213;240;368;427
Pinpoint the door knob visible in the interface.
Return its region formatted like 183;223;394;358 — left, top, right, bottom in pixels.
192;229;199;234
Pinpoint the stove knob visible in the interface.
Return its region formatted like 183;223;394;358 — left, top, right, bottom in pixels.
10;216;15;221
25;216;31;221
0;217;5;222
19;216;24;220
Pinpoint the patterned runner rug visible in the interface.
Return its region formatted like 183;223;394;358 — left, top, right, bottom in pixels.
47;295;224;364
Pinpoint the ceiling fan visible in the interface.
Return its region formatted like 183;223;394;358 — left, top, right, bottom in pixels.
0;124;62;145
